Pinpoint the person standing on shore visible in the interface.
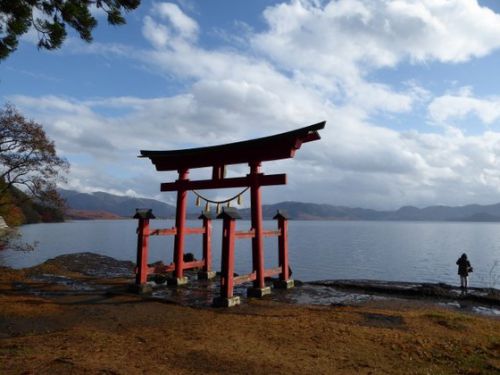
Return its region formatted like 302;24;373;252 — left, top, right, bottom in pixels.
456;253;473;293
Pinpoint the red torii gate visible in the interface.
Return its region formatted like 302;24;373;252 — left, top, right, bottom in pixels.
138;121;325;306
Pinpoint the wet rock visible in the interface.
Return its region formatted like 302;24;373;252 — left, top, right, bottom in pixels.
31;252;134;278
151;274;169;284
417;283;454;297
128;283;153;295
311;279;500;307
330;302;346;307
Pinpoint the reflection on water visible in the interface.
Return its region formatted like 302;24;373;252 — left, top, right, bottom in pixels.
1;220;500;287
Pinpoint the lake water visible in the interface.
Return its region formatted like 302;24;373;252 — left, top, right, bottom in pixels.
1;220;499;288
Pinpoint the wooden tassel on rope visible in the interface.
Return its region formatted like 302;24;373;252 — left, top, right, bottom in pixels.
237;194;242;205
216;203;221;214
195;196;201;207
227;201;231;208
205;202;210;212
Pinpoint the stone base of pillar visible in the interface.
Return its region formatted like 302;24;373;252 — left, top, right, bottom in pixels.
167;276;188;286
128;283;153;294
197;270;217;280
247;286;272;298
213;296;241;307
273;279;295;289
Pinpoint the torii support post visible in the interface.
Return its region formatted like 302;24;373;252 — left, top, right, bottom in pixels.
131;209;155;294
170;168;189;286
198;211;216;280
247;162;271;298
213;209;241;307
273;210;294;289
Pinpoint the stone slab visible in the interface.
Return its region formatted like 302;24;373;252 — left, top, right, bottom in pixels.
197;271;217;280
167;276;189;286
213;296;241;307
247;286;272;298
128;283;153;295
273;279;295;289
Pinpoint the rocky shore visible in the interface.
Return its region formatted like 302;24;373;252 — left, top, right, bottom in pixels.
10;252;499;313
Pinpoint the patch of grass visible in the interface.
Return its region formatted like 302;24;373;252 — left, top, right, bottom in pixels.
423;311;472;331
488;338;500;352
416;313;500;374
455;350;500;375
361;312;406;329
0;344;32;357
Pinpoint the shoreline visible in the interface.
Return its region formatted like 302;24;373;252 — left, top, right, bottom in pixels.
1;252;499;315
2;252;500;304
312;279;500;308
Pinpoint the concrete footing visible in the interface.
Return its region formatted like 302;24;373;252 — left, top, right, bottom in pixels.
197;271;217;280
213;296;241;307
247;286;272;298
273;279;295;289
128;283;153;295
167;276;189;286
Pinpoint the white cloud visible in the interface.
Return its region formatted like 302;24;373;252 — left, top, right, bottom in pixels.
142;16;170;49
253;0;500;77
153;2;199;40
11;95;93;116
142;2;199;49
428;88;500;126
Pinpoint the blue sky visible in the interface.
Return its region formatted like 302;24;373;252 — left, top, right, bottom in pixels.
2;0;500;209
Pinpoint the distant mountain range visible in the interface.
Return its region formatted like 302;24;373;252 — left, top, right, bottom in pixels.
59;189;176;219
60;189;500;222
252;202;500;221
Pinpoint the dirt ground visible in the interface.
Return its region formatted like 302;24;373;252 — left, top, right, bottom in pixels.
1;266;499;375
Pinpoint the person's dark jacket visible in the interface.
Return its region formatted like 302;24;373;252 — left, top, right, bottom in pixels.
456;256;472;276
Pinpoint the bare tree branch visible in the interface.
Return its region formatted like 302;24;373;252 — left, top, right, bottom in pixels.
0;103;69;211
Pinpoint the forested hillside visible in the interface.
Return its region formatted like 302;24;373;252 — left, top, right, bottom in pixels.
0;181;64;226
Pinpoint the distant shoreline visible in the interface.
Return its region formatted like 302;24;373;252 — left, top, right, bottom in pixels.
61;215;500;223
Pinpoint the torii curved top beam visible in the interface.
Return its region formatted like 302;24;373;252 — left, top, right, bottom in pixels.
140;121;325;171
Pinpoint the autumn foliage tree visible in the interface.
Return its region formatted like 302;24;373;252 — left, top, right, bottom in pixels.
0;0;141;60
0;103;69;225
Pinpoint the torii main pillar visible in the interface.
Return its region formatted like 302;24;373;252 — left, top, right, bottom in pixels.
248;161;268;296
140;121;325;290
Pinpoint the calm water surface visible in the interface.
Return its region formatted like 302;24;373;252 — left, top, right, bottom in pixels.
1;220;499;288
